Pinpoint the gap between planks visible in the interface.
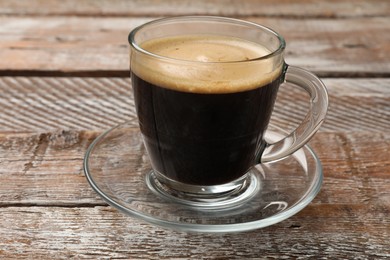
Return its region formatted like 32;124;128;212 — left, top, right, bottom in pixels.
0;202;108;208
1;70;390;78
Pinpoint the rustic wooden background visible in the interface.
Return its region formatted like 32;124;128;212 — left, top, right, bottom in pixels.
0;0;389;258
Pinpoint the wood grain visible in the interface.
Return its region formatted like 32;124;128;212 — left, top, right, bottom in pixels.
0;77;137;132
0;129;388;257
0;77;388;133
0;205;388;259
0;1;389;257
0;16;388;76
0;130;388;206
0;130;102;206
0;0;389;18
273;78;390;133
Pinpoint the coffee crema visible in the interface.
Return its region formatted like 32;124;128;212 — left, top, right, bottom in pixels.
131;35;283;94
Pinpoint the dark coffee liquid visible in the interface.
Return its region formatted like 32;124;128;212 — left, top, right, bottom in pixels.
131;72;281;185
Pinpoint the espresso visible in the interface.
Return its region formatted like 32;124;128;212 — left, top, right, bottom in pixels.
131;35;283;186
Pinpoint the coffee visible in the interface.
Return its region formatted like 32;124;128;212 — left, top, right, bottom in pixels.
131;35;283;186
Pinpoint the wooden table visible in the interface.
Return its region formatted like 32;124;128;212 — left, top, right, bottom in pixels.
1;1;389;258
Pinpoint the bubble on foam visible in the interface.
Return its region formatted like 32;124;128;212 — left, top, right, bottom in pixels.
131;35;283;94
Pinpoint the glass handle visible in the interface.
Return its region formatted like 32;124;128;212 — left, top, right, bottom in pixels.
261;66;329;163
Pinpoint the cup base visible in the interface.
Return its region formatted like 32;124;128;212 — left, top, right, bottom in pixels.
146;170;260;209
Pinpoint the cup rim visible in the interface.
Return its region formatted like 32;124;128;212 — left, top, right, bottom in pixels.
128;16;286;64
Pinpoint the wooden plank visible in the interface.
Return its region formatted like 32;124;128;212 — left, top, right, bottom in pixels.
0;128;388;257
0;0;389;18
272;78;390;134
0;205;388;258
0;17;389;76
0;77;137;132
0;77;388;133
0;131;103;206
0;130;388;206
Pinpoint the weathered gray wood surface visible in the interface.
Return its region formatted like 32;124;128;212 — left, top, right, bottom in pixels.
1;0;389;18
0;205;388;259
1;129;389;206
0;0;389;258
0;77;389;258
0;77;388;133
0;16;388;76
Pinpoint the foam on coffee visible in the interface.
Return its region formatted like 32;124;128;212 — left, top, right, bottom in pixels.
131;35;283;94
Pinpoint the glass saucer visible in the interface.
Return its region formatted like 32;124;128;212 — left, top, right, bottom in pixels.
83;122;323;233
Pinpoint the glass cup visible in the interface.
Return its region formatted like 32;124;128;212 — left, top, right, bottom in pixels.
128;16;328;207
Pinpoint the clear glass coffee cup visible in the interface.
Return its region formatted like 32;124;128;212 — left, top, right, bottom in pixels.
129;16;328;207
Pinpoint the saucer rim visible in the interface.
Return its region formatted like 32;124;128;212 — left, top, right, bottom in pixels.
83;122;323;233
